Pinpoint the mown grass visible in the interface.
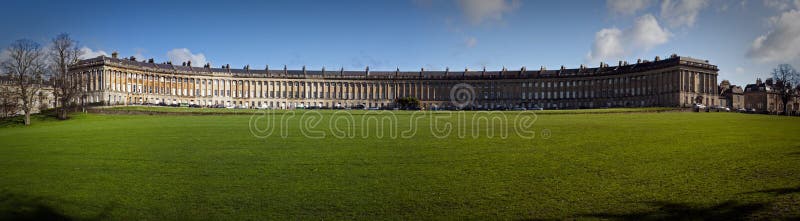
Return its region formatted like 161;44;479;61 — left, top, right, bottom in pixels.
0;110;798;220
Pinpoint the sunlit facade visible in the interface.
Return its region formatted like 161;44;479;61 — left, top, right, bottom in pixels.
71;54;719;109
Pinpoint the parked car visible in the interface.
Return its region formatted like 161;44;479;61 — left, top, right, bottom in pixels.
511;107;527;111
692;104;706;112
737;108;747;113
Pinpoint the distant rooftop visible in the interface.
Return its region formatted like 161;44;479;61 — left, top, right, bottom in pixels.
72;54;719;80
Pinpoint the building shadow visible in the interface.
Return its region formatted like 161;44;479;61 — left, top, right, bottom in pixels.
576;200;767;221
0;191;115;221
743;186;800;196
575;184;800;220
0;192;73;221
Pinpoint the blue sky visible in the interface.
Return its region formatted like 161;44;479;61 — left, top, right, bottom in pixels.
2;0;799;86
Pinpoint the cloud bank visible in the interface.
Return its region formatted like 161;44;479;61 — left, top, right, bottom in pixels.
456;0;520;25
607;0;653;16
587;14;670;63
167;48;207;67
660;0;710;28
79;47;109;59
747;8;800;64
464;37;478;48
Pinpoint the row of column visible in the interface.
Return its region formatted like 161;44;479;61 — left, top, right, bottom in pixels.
516;71;681;100
101;68;468;101
87;68;715;107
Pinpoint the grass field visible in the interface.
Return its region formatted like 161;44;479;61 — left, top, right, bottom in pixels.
0;109;799;220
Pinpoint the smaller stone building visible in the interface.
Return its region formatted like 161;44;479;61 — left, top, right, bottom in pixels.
0;76;54;117
718;80;743;110
744;78;800;115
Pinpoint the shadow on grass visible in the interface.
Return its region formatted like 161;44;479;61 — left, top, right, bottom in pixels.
577;200;766;221
0;109;61;127
576;185;800;220
0;192;114;221
744;186;800;196
0;192;73;221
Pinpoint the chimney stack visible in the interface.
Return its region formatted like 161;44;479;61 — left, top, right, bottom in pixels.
111;51;118;58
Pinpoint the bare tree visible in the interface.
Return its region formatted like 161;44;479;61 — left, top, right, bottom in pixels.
49;33;84;120
1;39;46;126
771;64;800;115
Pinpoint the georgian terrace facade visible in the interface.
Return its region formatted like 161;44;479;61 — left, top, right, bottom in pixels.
70;54;719;109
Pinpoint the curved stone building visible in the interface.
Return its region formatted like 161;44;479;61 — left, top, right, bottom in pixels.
71;53;719;110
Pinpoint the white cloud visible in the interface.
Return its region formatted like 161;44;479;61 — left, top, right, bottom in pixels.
746;9;800;64
763;0;792;10
0;50;9;65
456;0;520;25
607;0;653;16
629;14;671;49
464;37;478;48
660;0;710;28
735;67;746;74
79;47;108;59
131;48;147;61
588;28;625;62
718;2;729;12
166;48;207;67
587;14;670;63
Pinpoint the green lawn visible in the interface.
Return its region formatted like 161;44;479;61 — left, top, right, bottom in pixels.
0;110;798;220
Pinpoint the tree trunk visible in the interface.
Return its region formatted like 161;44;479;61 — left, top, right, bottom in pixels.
24;111;30;126
785;103;790;116
783;97;790;116
58;107;68;120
